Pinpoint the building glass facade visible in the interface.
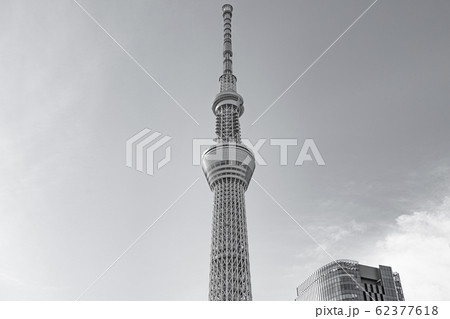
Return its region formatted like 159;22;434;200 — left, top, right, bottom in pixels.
295;260;405;301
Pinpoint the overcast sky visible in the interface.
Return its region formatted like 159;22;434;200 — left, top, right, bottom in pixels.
1;0;450;301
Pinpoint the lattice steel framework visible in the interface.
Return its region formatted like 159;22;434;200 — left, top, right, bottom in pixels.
201;4;255;301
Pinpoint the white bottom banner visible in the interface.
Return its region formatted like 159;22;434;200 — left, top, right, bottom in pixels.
0;301;448;319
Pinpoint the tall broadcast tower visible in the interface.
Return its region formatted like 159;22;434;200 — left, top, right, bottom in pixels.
202;4;256;301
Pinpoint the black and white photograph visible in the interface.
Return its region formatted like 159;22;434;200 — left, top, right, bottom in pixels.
1;0;450;317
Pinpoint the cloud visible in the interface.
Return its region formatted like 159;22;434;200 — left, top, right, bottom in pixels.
308;220;367;249
366;197;450;300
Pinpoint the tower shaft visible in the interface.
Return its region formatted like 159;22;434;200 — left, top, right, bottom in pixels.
209;179;251;300
202;4;255;301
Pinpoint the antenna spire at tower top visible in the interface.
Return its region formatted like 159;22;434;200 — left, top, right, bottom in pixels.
219;4;237;92
222;4;233;75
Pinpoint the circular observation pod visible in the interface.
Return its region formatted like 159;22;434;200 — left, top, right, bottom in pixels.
202;143;255;191
212;91;244;116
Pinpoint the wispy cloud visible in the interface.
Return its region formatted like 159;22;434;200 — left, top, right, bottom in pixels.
365;196;450;300
307;220;367;249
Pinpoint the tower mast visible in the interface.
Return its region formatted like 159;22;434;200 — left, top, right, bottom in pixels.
202;4;255;301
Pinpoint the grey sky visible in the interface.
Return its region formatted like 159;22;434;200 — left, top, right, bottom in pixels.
1;0;450;300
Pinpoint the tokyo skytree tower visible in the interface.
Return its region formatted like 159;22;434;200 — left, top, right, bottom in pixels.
202;4;256;301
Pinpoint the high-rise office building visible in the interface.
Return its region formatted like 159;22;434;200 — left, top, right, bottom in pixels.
201;4;255;301
295;259;405;301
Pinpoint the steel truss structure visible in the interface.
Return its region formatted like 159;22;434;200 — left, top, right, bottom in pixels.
202;4;255;301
